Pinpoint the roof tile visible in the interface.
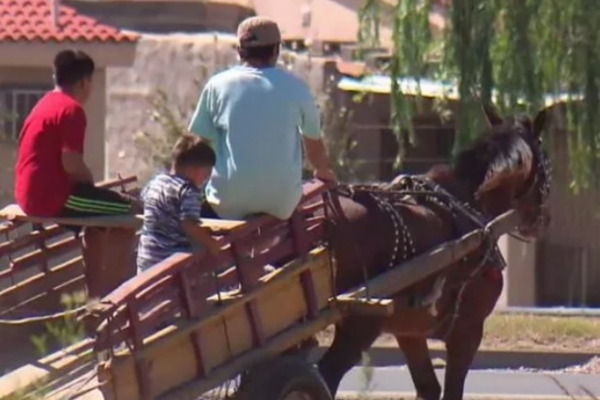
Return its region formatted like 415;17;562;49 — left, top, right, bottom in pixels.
0;0;138;43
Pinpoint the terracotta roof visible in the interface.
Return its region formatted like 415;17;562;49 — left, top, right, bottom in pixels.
90;0;253;5
0;0;139;43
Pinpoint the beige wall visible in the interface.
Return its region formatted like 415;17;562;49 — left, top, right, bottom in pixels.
85;68;107;179
535;104;600;306
496;235;537;308
0;66;53;86
0;140;17;207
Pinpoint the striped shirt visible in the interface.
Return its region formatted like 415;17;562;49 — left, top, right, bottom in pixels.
137;173;203;272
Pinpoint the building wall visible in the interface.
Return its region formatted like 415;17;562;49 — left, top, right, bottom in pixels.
105;34;326;184
332;86;456;181
535;104;600;306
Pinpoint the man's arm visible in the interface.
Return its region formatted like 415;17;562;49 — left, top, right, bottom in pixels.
298;85;337;183
60;106;94;184
188;82;219;146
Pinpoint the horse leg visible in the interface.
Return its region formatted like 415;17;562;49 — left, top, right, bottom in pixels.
396;336;441;400
441;321;484;400
318;315;383;396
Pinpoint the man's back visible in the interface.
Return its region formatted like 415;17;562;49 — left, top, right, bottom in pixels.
189;65;321;220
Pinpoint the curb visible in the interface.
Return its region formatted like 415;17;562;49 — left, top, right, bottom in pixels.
337;392;588;400
314;346;598;370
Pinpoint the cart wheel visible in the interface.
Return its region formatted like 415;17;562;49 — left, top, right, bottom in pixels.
235;356;332;400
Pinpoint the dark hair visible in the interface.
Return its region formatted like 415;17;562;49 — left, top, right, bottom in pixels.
53;50;95;87
238;44;279;62
172;134;216;169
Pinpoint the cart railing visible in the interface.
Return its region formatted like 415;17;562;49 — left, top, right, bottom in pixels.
0;175;139;373
85;180;330;361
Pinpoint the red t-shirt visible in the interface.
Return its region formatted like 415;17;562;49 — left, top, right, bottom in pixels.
15;91;86;217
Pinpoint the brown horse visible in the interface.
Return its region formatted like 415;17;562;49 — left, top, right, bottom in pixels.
317;105;551;400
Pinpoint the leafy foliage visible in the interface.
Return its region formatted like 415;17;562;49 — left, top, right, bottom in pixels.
359;0;600;188
135;88;195;174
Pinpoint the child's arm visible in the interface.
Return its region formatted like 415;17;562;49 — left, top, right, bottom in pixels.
179;185;220;257
181;220;221;256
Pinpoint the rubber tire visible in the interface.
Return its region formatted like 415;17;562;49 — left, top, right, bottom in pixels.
234;356;333;400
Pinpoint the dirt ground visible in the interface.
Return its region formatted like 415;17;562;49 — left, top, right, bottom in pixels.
317;313;600;353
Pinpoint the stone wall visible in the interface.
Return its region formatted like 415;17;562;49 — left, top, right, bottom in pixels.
105;33;327;184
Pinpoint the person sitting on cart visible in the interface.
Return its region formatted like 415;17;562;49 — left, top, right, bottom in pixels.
188;16;337;222
14;49;140;300
137;134;221;273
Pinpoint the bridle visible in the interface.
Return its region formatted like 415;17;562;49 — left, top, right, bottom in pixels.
508;132;552;242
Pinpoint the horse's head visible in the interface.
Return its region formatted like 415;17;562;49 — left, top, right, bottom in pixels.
454;104;551;239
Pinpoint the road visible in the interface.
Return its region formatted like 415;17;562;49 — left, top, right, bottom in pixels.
338;367;600;398
37;365;600;400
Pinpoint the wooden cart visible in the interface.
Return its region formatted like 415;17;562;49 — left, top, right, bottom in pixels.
0;177;520;400
0;176;141;375
82;180;520;400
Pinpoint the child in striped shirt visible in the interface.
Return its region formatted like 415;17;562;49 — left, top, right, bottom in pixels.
137;134;220;272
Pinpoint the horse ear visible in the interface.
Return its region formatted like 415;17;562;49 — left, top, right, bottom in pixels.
482;103;503;127
532;108;548;138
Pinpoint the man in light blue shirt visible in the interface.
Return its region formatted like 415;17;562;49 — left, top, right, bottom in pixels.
188;16;336;220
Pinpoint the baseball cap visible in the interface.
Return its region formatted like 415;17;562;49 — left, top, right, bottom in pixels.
237;16;281;48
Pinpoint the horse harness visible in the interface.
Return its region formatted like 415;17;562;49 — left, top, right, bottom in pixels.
334;177;502;298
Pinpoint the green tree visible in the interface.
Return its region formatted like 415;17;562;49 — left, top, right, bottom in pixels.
360;0;600;189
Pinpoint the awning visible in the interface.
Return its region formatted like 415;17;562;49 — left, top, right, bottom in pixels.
337;74;581;107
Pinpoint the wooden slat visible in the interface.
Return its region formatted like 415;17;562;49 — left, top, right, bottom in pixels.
0;220;24;236
0;256;83;314
96;243;235;311
231;242;265;347
97;248;331;400
158;308;341;400
104;248;327;359
4;235;80;276
0;224;62;258
179;268;207;379
0;204;144;229
200;218;246;233
333;297;395;316
98;175;138;189
340;209;521;300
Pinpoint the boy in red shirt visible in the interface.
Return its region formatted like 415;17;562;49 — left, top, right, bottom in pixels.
15;50;138;299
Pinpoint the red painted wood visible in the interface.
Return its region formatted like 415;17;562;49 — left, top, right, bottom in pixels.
230;242;266;347
179;268;206;378
89;181;331;356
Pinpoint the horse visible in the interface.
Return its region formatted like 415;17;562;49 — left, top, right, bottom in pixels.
316;104;551;400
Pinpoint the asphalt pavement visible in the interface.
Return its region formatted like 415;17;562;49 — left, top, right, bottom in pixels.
338;367;600;398
35;365;600;399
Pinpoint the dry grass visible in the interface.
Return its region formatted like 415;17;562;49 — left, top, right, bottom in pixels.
481;314;600;352
318;314;600;353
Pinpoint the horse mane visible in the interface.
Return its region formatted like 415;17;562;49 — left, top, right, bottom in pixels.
453;118;534;197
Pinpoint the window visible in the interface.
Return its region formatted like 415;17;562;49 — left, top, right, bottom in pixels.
0;87;50;140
